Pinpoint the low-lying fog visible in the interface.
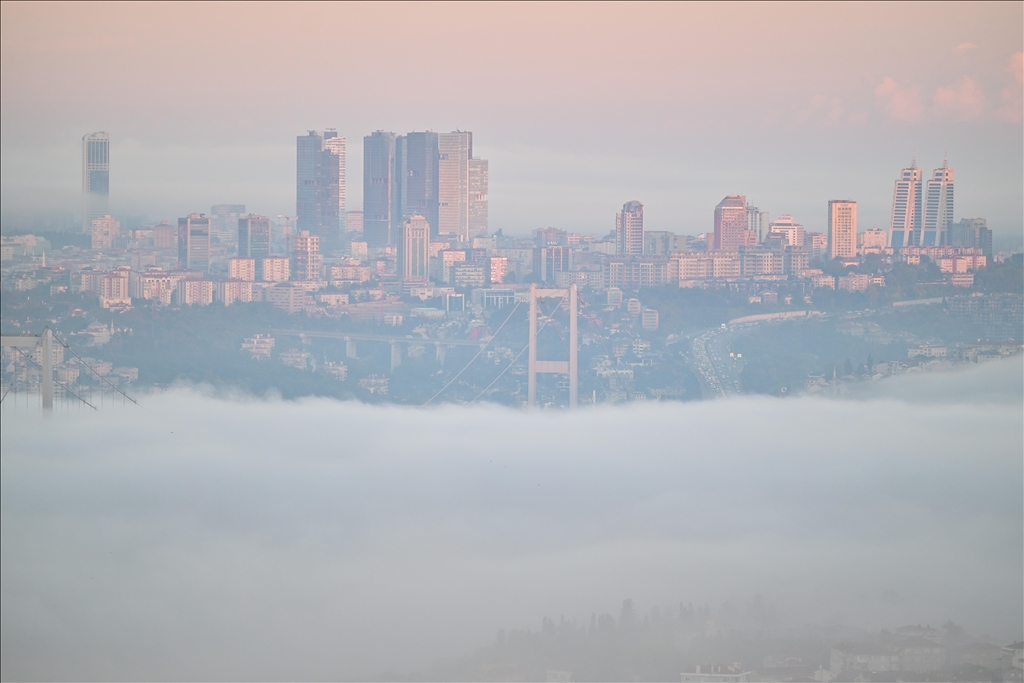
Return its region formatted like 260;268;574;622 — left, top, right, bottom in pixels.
2;357;1021;680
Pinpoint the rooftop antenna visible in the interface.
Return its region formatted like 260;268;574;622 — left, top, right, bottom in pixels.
911;149;917;168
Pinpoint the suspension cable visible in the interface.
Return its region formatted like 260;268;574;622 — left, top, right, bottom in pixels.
12;346;98;410
51;330;138;405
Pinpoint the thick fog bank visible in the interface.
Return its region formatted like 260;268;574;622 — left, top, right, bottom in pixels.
1;358;1021;680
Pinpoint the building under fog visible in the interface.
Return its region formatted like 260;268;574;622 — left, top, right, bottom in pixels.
238;214;272;280
888;160;923;248
178;213;211;273
82;132;110;233
296;130;345;247
363;131;396;247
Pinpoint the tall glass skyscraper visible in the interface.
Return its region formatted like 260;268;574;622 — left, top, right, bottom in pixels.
363;131;396;248
296;130;345;247
238;214;272;280
438;131;472;240
82;132;110;233
888;161;923;248
396;131;439;239
923;161;954;246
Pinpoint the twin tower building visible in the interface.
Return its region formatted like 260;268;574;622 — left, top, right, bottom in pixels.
296;129;488;251
888;158;955;248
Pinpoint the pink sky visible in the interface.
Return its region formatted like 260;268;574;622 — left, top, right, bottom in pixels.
2;1;1021;238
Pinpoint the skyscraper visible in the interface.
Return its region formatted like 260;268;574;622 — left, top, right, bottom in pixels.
82;132;110;233
398;215;431;284
828;200;857;259
178;213;211;272
923;161;954;246
296;130;345;247
238;214;272;280
469;157;489;239
714;195;747;252
438;131;472;240
888;160;923;248
363;131;396;247
396;131;439;239
616;201;644;255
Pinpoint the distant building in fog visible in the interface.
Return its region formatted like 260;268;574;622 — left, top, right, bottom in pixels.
178;213;211;273
82;132;110;233
828;200;857;259
616;201;644;255
398;215;430;284
210;204;245;245
291;230;323;281
714;195;747;252
747;205;769;241
469;157;489;239
296;129;345;247
91;215;120;250
238;214;271;279
888;160;923;248
345;210;364;234
363;131;396;247
923;161;953;246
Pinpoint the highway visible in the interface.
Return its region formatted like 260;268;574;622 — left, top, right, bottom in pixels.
684;324;754;399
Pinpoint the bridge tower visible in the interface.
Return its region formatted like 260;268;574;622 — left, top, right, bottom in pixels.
528;284;577;408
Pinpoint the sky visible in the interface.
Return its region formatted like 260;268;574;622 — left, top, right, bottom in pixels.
2;357;1022;680
1;2;1022;238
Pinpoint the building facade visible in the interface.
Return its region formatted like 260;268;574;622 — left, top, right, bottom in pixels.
178;213;211;272
82;132;110;233
889;161;923;248
714;195;747;252
396;131;440;239
828;200;857;259
398;215;431;284
438;131;472;240
238;214;271;279
363;131;397;247
296;129;345;246
469;157;489;239
616;201;644;255
91;215;120;250
923;161;954;246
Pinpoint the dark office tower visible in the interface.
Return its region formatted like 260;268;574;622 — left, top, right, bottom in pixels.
363;131;396;247
82;132;110;233
397;131;440;239
178;213;211;273
296;129;345;248
238;214;272;280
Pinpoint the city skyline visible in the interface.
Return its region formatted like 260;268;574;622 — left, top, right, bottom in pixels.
1;3;1020;240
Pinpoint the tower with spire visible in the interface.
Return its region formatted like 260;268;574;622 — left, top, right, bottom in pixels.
923;155;954;246
888;158;923;248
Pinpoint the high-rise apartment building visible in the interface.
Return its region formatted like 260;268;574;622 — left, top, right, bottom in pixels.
438;131;472;240
888;161;923;248
82;132;110;233
291;230;323;281
398;215;431;284
747;205;769;242
616;201;644;255
923;161;954;246
469;158;489;239
210;204;246;245
91;215;120;250
178;213;211;272
363;131;396;247
396;131;440;239
828;200;857;259
238;214;272;280
714;195;747;252
296;130;345;246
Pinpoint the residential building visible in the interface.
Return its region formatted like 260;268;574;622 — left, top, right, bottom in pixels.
889;160;923;248
535;246;573;283
296;129;345;246
265;283;313;314
399;215;431;284
616;200;644;255
345;209;363;234
177;278;215;306
828;200;857;259
804;232;828;262
768;214;805;248
242;334;275;359
714;195;747;252
130;268;196;305
489;256;507;285
228;257;256;281
644;230;682;256
859;227;888;254
261;256;291;282
923;160;954;246
154;222;176;249
178;213;211;272
82;132;110;233
100;268;131;308
830;644;898;673
452;262;487;288
291;230;323;281
363;131;397;247
91;215;120;250
216;279;253;305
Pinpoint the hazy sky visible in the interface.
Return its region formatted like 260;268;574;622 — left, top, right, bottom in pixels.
2;358;1021;680
1;2;1022;238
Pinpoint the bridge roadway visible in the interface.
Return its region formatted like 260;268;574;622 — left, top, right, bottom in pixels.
268;329;486;372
